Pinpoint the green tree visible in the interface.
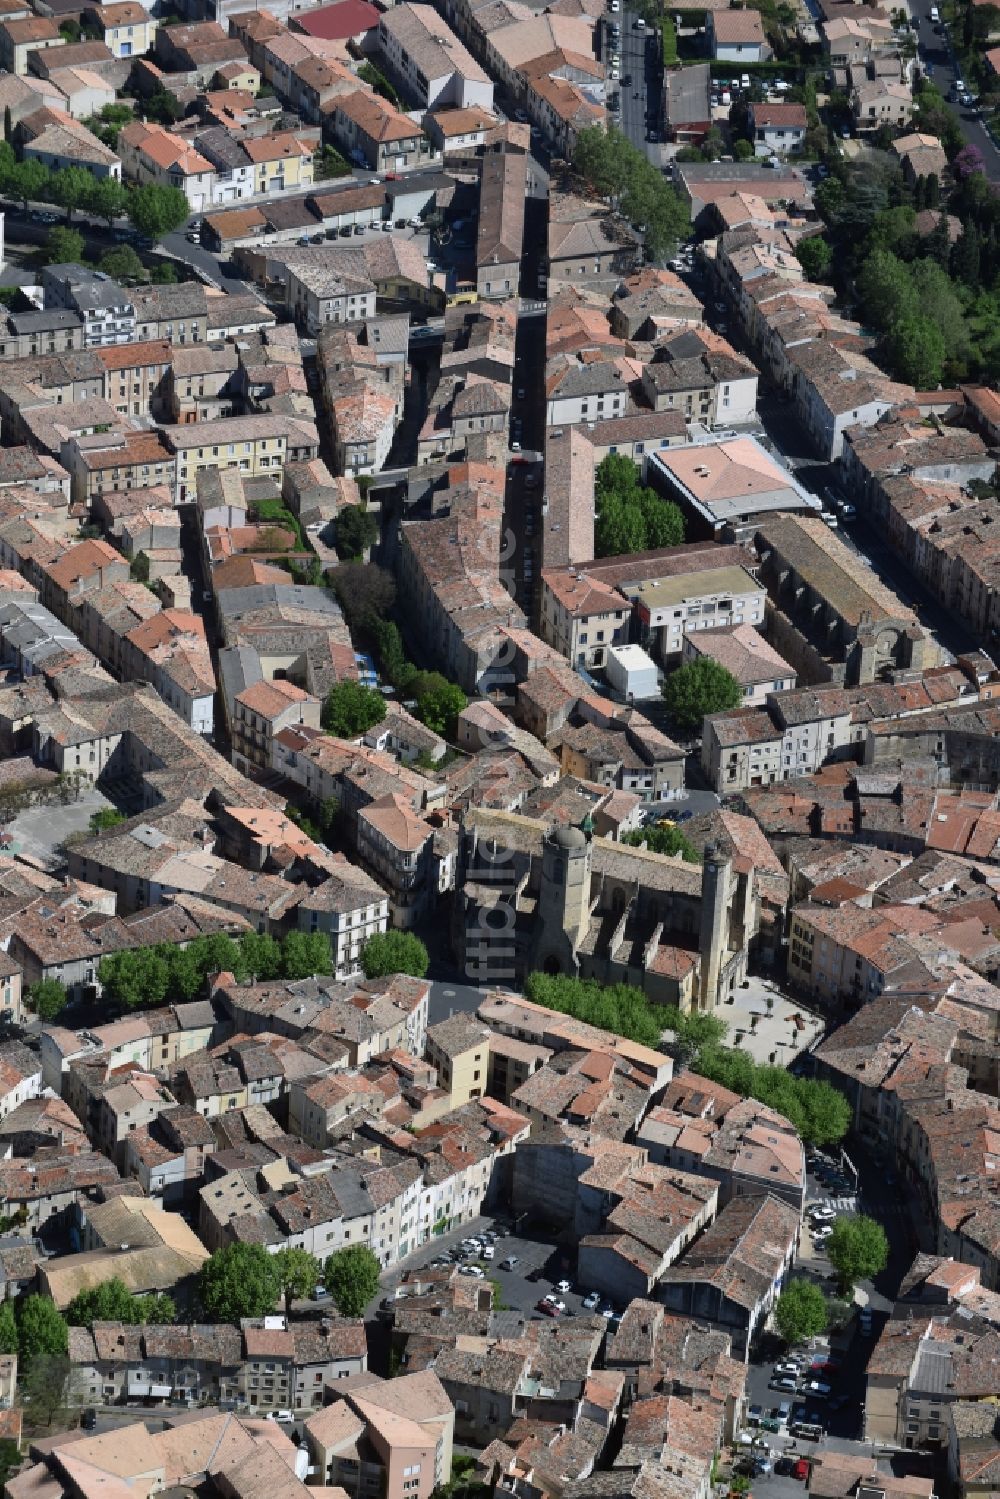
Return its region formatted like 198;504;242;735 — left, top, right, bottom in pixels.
239;931;283;981
413;673;466;736
97;947;169;1010
662;1007;728;1067
594;453;684;556
23;1355;68;1429
324;1245;381;1317
100;245;145;282
129;549;151;582
369;617;413;690
143;88;184;126
322;679;386;737
661;657;743;731
887;316;945;388
357;61;398;104
28;978;67;1021
45;225;84;266
273;1247;321;1312
48;166;95;223
89;807;126;833
623;824;698;861
199;1244;280;1320
733;138;754;161
0;1302;17;1356
596;493;648;556
573;125;689;261
66;1278;175;1327
796;235;832;279
17;1296;68;1364
360;930;429;980
189;932;243;980
335;506;379;560
695;1047;851;1144
127;183;189;241
151;260;178;284
281;930;333;981
525;972;663;1048
327;561;395;628
10;158;50;212
164;944;204;1003
826;1214;889;1294
775;1278;828;1344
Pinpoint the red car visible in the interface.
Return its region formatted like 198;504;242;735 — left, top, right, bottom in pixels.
536;1298;560;1317
792;1461;810;1482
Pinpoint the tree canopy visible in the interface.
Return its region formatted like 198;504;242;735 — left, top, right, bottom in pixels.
46;225;84;265
99;246;146;283
199;1244;280;1320
695;1046;852;1145
16;1296;68;1365
775;1279;828;1344
66;1278;175;1328
324;1246;381;1318
826;1213;889;1294
28;978;67;1021
595;454;685;557
411;672;466;736
127;183;190;240
327;562;395;629
273;1248;321;1311
360;930;429;980
661;657;743;731
97;929;335;1012
322;680;387;738
573;126;690;262
335;506;379;560
623;823;698;862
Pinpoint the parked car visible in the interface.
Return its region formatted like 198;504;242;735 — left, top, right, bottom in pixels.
460;1264;485;1278
81;1410;98;1431
582;1290;601;1310
481;1245;495;1260
555;1280;572;1294
499;1255;519;1271
770;1376;797;1393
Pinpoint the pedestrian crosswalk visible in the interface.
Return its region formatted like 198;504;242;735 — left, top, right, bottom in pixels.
822;1195;857;1212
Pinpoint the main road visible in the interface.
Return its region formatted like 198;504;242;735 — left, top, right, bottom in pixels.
907;0;1000;179
611;10;663;155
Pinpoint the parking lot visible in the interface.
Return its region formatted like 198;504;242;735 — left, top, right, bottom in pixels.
376;1213;629;1327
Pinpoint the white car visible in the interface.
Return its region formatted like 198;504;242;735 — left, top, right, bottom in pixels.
460;1265;486;1278
556;1280;572;1294
582;1291;601;1310
482;1245;495;1260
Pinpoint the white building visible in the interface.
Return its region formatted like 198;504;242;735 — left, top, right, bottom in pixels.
630;562;767;663
118;120;216;213
378;4;494;111
605;642;659;702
